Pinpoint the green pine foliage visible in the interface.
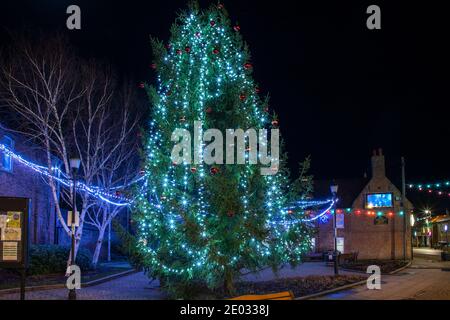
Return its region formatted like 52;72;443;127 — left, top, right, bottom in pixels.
134;2;313;298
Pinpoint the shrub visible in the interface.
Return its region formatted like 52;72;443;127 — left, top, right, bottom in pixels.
28;245;93;275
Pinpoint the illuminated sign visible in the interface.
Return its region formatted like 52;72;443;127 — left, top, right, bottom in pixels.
365;193;393;209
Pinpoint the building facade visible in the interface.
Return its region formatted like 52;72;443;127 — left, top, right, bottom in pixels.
0;125;58;244
430;215;449;249
314;149;413;260
1;124;130;260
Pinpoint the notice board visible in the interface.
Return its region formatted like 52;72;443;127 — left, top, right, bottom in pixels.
0;197;30;269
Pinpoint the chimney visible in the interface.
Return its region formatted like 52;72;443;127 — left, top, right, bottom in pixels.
371;148;385;178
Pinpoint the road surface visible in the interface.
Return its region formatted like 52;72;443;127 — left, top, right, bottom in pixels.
316;258;450;300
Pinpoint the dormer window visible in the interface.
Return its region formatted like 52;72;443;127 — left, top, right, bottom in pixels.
0;135;14;172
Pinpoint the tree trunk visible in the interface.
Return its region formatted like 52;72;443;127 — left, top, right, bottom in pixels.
224;267;235;297
92;224;107;267
73;202;88;259
107;221;111;262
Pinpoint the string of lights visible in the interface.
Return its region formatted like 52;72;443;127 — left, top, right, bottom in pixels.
1;143;336;214
0;143;136;206
408;181;450;190
409;187;450;198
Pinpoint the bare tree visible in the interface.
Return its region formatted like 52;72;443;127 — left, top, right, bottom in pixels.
82;80;141;267
0;32;141;267
0;32;84;244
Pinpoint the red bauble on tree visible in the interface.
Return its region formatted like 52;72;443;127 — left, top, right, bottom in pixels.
165;43;172;49
213;48;220;55
176;49;182;55
233;25;241;32
151;63;157;69
206;107;213;114
190;167;197;173
271;119;279;127
217;3;224;9
210;167;220;175
255;87;260;94
227;211;235;218
185;46;191;53
210;20;216;27
239;94;246;101
244;63;253;70
139;83;145;89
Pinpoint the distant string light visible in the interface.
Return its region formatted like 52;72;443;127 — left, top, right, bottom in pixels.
407;180;450;198
408;181;450;190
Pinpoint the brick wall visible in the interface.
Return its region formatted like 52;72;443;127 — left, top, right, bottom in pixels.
316;150;413;260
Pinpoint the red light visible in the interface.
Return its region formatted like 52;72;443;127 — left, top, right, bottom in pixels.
356;210;361;214
428;190;432;193
336;209;343;214
388;212;393;217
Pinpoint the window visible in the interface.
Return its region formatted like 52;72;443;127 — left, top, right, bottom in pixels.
0;135;14;172
337;237;344;254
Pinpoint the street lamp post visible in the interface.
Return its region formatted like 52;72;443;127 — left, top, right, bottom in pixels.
330;182;339;275
69;158;81;301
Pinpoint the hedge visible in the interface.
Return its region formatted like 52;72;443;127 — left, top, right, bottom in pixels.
27;245;92;275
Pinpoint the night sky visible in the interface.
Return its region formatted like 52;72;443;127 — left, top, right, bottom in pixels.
1;1;449;211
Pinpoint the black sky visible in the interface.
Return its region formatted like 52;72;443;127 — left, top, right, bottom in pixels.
1;0;449;210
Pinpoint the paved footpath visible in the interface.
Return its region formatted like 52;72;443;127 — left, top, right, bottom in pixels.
0;262;358;300
0;272;166;300
316;259;450;300
2;259;448;300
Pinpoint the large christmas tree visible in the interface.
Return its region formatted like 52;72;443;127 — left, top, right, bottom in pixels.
135;2;312;297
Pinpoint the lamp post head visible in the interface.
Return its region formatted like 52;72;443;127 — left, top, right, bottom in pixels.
330;183;338;195
69;158;81;171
